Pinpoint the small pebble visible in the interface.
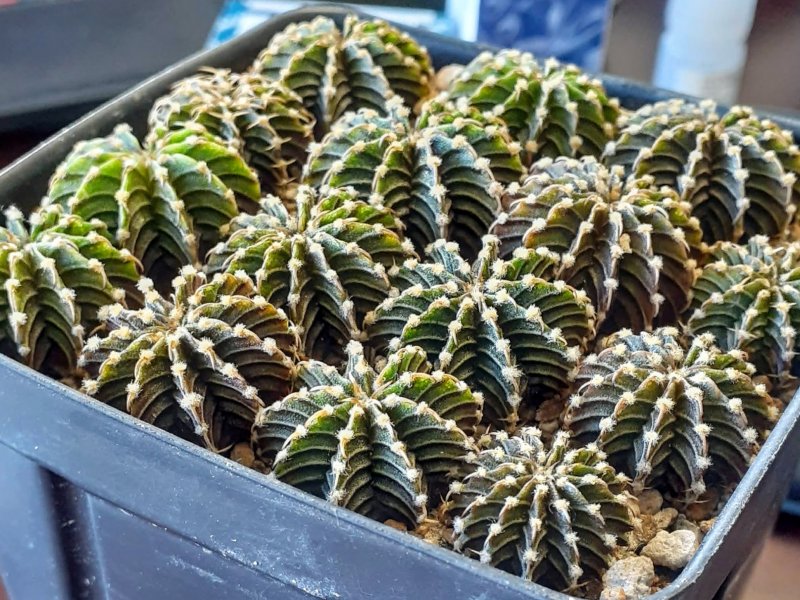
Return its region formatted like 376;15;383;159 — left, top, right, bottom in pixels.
434;64;464;91
230;442;255;468
673;515;702;542
641;530;699;570
601;556;655;599
653;507;678;530
637;489;663;515
684;489;720;521
383;519;408;532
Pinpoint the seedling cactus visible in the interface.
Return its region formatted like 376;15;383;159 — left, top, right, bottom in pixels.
45;124;260;283
491;156;702;334
205;186;414;361
255;15;434;134
80;268;297;452
447;428;635;591
0;205;140;375
564;327;777;499
438;50;621;164
149;69;315;199
253;341;480;528
604;99;800;244
687;236;800;382
366;236;594;428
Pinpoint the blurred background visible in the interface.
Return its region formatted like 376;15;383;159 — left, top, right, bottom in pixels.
0;1;799;597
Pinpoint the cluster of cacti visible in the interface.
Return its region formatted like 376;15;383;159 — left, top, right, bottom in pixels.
3;13;799;599
492;156;702;335
604;99;800;244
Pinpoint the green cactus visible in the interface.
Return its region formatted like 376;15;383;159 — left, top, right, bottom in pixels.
205;185;414;361
252;341;481;528
303;99;524;259
438;50;621;164
604;99;800;244
79;267;296;452
446;428;634;591
0;204;140;375
255;15;434;135
149;68;315;200
564;327;778;499
365;236;594;428
687;236;800;382
491;156;702;335
45;123;260;283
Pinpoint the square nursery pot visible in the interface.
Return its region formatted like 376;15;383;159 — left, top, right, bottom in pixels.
1;5;799;600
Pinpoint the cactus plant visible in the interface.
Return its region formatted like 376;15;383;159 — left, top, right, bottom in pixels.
255;15;434;135
45;123;260;283
687;236;800;382
79;267;297;452
564;327;778;499
0;204;140;375
446;428;634;591
491;156;702;335
253;341;481;528
205;186;414;361
604;99;800;244
149;68;315;200
303;99;524;259
437;50;621;164
365;236;594;428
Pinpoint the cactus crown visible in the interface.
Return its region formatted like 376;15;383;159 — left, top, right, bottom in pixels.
688;236;800;382
441;50;621;164
492;156;702;335
366;236;594;428
0;204;140;374
149;68;315;199
205;185;414;361
565;327;777;499
255;15;433;134
604;99;799;244
447;428;634;591
253;341;480;527
45;123;260;284
80;268;296;452
304;99;524;259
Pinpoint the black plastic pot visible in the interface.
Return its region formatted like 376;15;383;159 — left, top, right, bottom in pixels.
1;6;799;600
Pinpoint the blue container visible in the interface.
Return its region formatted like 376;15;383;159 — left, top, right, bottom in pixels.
1;6;799;600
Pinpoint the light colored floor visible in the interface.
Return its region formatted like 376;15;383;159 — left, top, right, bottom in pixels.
740;516;800;599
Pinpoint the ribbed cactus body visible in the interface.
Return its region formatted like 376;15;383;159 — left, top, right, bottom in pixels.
447;429;634;591
253;342;480;527
149;69;314;199
80;268;296;452
255;16;433;134
206;186;414;361
0;205;140;374
564;328;777;498
304;101;524;259
604;100;799;244
45;124;260;283
366;236;594;428
688;236;800;381
492;156;701;335
439;50;620;164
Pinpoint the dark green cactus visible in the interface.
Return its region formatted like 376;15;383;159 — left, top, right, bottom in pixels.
365;236;594;428
0;204;140;375
491;156;702;335
604;99;800;244
149;68;315;200
80;267;296;452
687;236;800;382
45;123;260;283
564;327;778;499
253;341;481;528
439;50;621;164
255;15;434;135
205;185;414;361
303;99;524;259
447;428;634;591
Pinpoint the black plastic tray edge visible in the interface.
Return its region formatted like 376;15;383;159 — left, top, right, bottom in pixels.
0;5;798;600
